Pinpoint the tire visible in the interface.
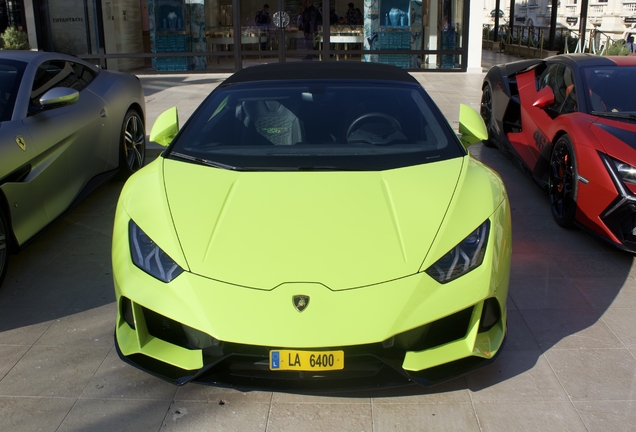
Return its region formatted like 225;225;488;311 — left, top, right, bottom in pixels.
119;109;146;178
549;135;578;228
0;207;10;288
480;83;497;148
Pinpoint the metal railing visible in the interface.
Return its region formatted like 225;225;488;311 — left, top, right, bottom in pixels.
565;28;620;55
483;24;550;48
483;24;623;56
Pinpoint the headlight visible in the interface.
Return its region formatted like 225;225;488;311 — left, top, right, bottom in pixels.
425;220;490;284
610;157;636;185
129;220;183;282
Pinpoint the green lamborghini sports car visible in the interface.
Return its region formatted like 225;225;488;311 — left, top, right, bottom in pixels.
113;62;512;390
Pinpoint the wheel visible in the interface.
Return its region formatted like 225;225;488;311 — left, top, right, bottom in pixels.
549;135;578;228
480;83;497;148
346;112;401;138
119;109;146;178
0;207;10;288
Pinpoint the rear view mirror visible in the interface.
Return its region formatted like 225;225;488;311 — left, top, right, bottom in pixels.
458;104;488;147
533;86;555;109
150;107;179;147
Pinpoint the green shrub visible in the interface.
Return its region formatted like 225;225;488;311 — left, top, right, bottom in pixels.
607;40;629;56
1;27;30;50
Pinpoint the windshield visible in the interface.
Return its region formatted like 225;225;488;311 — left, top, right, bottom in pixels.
0;59;26;122
584;66;636;115
167;81;464;171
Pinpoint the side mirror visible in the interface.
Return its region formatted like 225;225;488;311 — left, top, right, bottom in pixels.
40;87;80;107
458;104;488;147
150;107;179;147
29;88;79;114
532;86;555;109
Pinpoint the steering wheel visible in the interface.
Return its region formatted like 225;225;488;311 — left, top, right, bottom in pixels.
346;112;402;138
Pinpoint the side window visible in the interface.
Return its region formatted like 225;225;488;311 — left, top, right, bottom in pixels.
0;61;26;122
537;64;559;92
30;61;96;107
71;62;97;90
559;66;577;114
538;64;577;114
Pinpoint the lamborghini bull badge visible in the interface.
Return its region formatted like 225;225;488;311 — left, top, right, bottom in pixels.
293;295;310;312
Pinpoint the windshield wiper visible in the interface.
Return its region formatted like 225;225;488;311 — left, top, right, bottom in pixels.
297;166;339;171
170;152;238;170
169;153;346;172
591;111;636;122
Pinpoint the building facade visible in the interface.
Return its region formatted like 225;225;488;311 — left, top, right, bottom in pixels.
11;0;483;72
484;0;636;42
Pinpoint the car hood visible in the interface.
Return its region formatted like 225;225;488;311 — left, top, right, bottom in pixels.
162;157;464;290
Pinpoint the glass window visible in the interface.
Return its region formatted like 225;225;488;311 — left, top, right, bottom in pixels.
361;0;464;69
33;0;470;72
0;59;27;122
583;66;636;114
30;60;96;107
168;80;463;171
538;64;577;114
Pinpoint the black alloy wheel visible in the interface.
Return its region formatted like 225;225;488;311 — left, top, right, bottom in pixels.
119;109;146;178
549;135;578;228
480;83;497;148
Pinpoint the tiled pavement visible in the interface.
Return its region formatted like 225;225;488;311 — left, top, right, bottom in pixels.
1;52;636;431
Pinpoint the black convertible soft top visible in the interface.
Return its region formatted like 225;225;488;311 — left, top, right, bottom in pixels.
222;61;419;85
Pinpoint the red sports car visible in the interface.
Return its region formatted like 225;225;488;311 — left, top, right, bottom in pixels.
481;54;636;252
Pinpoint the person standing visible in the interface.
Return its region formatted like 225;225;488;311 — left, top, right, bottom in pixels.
329;9;339;25
255;4;271;50
301;0;321;59
627;36;636;53
354;8;363;24
345;3;358;25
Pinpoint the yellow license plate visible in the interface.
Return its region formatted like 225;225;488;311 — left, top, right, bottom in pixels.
269;350;344;371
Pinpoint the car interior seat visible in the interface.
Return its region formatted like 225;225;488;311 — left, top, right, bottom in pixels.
586;73;609;112
239;100;304;145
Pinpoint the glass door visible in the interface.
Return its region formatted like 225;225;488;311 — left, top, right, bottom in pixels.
239;0;323;67
238;1;274;66
280;0;320;62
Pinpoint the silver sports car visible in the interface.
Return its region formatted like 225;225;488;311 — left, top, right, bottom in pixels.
0;51;146;286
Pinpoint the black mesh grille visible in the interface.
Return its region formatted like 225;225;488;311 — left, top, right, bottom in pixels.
394;306;474;352
479;298;501;332
601;199;636;249
143;307;190;348
120;297;135;330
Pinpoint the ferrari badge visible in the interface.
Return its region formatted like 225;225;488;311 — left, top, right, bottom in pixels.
15;136;26;151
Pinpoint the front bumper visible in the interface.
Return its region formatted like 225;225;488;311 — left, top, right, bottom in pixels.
113;238;510;391
114;294;506;391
